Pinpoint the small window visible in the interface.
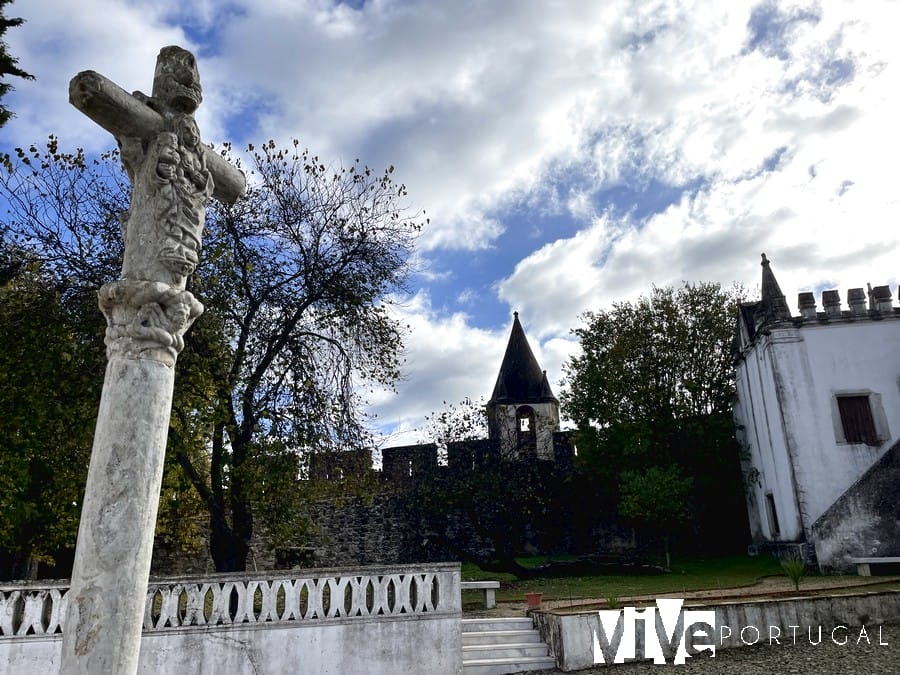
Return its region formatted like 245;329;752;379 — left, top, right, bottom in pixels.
765;493;780;538
831;391;890;447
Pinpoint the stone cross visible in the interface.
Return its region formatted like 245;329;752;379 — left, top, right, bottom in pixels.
60;47;245;674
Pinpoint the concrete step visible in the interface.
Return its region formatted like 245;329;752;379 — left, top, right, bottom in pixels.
463;642;551;659
462;655;557;675
462;629;543;646
462;617;534;633
461;616;555;673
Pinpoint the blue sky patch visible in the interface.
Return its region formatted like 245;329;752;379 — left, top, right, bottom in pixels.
221;94;277;147
165;5;249;57
745;1;821;60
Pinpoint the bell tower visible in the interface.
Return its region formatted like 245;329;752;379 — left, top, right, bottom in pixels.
486;312;560;460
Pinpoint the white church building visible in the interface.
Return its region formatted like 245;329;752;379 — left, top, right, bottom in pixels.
733;254;900;571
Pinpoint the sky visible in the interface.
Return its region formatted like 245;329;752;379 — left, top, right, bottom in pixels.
2;0;899;446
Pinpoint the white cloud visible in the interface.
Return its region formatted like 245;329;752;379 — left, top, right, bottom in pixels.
367;291;505;442
193;1;635;251
2;0;190;151
496;0;900;346
3;0;899;444
369;290;565;443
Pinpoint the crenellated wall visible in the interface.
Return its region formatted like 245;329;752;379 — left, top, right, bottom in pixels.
148;434;588;576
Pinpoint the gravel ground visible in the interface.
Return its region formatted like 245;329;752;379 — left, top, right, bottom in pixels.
517;621;900;674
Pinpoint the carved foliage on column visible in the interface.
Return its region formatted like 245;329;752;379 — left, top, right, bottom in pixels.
99;280;204;366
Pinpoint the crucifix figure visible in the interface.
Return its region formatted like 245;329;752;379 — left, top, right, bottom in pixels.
61;47;245;674
69;45;245;364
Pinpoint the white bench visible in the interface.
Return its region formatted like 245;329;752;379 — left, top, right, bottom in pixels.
461;581;500;609
849;556;900;576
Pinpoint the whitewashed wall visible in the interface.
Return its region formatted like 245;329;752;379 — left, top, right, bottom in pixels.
735;315;900;554
532;591;900;671
0;563;462;675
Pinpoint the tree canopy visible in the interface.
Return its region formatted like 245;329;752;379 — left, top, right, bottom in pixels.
0;137;424;574
185;140;423;570
564;282;740;429
562;282;749;559
0;244;103;578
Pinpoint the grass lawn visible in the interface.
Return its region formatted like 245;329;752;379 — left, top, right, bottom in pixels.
461;555;787;605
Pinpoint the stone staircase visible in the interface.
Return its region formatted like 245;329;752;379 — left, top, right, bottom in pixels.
462;617;556;675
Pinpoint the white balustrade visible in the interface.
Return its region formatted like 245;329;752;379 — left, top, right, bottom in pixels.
0;563;458;638
0;582;68;637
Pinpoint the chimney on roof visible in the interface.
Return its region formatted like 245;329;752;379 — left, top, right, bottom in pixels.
822;290;842;319
847;288;867;317
872;285;893;314
798;292;817;320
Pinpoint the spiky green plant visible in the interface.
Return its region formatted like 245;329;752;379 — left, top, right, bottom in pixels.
780;555;806;592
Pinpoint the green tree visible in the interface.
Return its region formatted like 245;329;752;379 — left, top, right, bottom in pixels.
0;137;424;572
562;282;748;558
0;244;103;578
0;0;33;127
619;465;693;568
180;141;421;571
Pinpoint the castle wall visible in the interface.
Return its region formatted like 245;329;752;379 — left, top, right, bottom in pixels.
299;494;440;567
150;420;746;576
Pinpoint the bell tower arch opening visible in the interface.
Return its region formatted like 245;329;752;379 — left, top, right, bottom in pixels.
516;405;537;457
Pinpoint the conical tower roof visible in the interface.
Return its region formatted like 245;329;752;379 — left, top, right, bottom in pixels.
488;313;557;405
760;253;791;322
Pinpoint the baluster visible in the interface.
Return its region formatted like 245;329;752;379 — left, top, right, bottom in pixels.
164;583;185;628
237;581;255;623
372;575;390;615
181;583;208;626
281;579;302;621
0;590;16;636
19;590;46;635
394;574;413;614
48;589;66;634
257;579;278;622
349;576;367;617
143;587;158;630
327;577;351;618
310;578;327;619
422;573;436;612
208;582;231;625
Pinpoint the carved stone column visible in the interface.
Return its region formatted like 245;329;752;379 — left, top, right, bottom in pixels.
60;46;244;674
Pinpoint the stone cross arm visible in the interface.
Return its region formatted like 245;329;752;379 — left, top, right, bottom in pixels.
69;70;246;204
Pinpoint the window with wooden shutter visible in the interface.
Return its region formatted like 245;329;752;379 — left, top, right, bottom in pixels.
836;395;879;446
